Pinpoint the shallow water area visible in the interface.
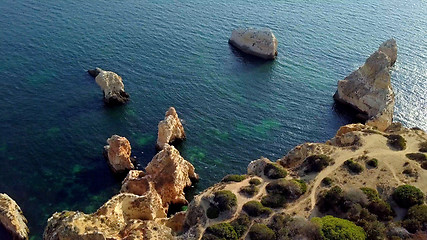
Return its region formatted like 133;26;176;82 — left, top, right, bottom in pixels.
0;0;426;238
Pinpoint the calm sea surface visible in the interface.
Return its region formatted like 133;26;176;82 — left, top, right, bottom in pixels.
0;0;426;238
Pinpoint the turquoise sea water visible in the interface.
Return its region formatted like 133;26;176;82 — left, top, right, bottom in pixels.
0;0;426;238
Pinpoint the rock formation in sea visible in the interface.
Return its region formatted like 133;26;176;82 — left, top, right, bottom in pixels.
122;144;199;207
44;144;198;240
88;67;130;105
0;193;29;240
104;135;134;173
334;39;397;131
156;107;186;150
229;28;278;60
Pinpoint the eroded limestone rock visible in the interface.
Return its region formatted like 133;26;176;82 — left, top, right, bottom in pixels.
88;68;130;105
104;135;134;173
229;28;278;60
156;107;186;150
0;194;29;240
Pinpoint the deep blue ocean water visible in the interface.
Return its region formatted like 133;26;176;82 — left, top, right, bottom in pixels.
0;0;426;238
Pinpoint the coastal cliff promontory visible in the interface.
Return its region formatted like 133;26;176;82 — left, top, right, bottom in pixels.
0;194;29;240
334;39;397;131
229;28;278;60
104;135;134;173
156;107;186;150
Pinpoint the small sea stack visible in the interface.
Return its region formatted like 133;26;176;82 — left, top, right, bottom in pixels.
156;107;186;150
0;194;29;240
104;135;134;173
87;67;130;106
229;28;278;60
333;39;397;131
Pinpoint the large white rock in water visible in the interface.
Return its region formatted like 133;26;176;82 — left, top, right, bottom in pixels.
104;135;134;173
0;194;29;240
88;67;130;105
156;107;186;150
229;28;278;60
334;39;397;131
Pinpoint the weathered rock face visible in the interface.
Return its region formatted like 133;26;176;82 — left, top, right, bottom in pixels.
122;144;199;207
156;107;186;150
88;68;130;105
334;39;397;131
104;135;134;173
43;192;170;240
229;28;278;60
0;194;29;240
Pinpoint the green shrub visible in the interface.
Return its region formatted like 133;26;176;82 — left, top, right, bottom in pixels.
392;185;425;208
203;222;238;240
402;204;427;233
242;201;273;217
344;159;364;173
368;200;394;221
305;154;333;172
318;186;343;212
248;224;276;240
268;213;292;233
222;174;247;182
261;193;286;208
266;179;304;199
405;153;427;162
312;215;366;240
360;187;380;201
239;185;259;197
230;213;251;238
322;177;333;186
292;179;307;194
387;135;407;150
360;220;386;240
214;190;237;212
264;163;287;179
249;178;262;186
419;142;427;152
206;206;220;219
366;158;378;168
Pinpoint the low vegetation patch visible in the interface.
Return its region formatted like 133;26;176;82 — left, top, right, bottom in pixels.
360;187;379;201
322;177;333;186
419;141;427;152
230;214;251;238
305;154;333;172
312;215;366;240
242;201;273;217
264;163;287;179
406;153;427;162
222;174;247;182
261;193;286;208
344;159;364;173
387;134;407;150
214;190;237;212
366;158;378;168
318;186;343;213
248;224;276;240
206;206;220;219
392;185;424;208
249;178;262;186
203;222;238;240
266;179;305;199
239;185;259;197
402;204;427;233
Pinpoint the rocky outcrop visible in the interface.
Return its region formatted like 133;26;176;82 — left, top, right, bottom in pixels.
0;194;29;240
122;144;199;207
229;28;278;60
156;107;186;150
104;135;134;173
334;39;397;131
43;192;171;240
88;68;130;105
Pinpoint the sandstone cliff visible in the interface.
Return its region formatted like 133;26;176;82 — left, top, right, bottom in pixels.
104;135;134;173
229;28;278;60
0;193;29;240
156;107;186;150
334;39;397;131
88;68;130;105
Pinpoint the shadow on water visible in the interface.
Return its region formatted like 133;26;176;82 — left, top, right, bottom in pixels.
332;101;365;125
228;44;276;67
0;224;12;240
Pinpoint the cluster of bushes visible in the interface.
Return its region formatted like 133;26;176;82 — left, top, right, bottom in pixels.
322;177;333;186
222;174;247;182
305;154;333;172
344;159;364;174
264;163;287;179
387;134;407;150
239;178;262;197
366;158;378;168
261;178;306;208
392;184;424;208
267;213;321;240
248;224;276;240
207;190;238;219
312;215;366;240
242;201;272;217
419;141;427;152
405;153;427;170
202;214;251;240
402;204;427;233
